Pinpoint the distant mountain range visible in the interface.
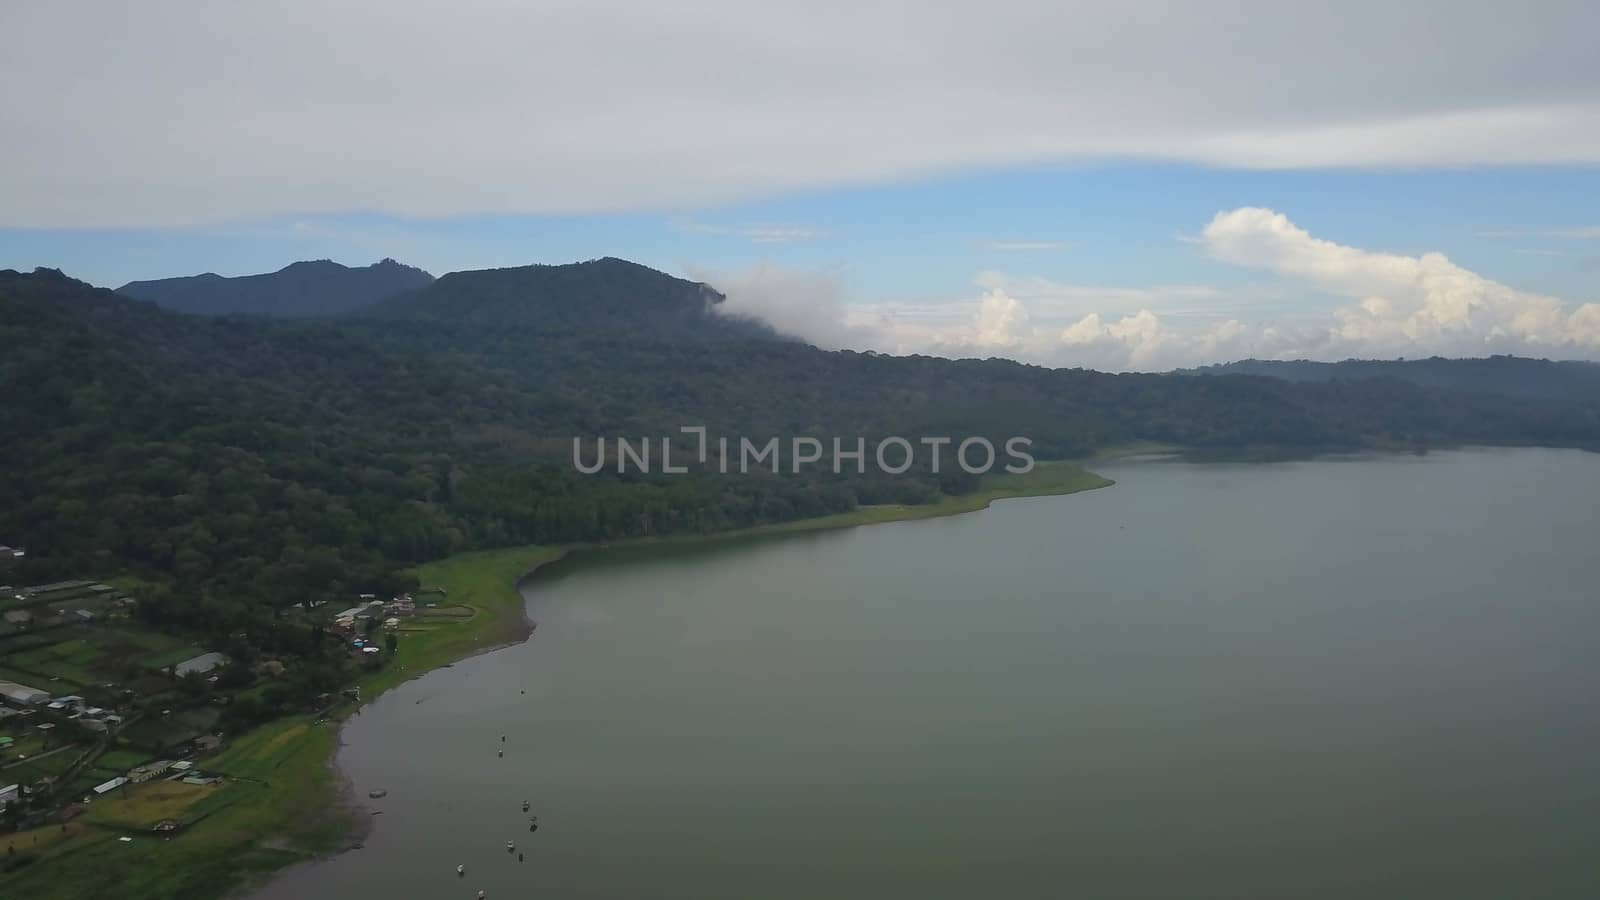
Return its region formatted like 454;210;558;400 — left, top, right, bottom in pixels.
117;258;434;317
116;255;773;340
107;255;1600;400
1182;357;1600;403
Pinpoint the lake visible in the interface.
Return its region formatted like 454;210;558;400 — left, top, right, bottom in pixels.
253;448;1600;899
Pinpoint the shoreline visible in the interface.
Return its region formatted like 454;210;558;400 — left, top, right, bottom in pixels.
242;461;1115;897
3;461;1112;900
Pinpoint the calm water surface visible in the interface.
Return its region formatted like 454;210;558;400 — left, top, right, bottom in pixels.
255;449;1600;899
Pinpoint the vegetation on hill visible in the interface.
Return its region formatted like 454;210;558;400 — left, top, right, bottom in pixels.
1183;355;1600;404
361;255;777;339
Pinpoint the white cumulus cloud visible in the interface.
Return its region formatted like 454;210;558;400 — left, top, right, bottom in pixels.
704;209;1600;371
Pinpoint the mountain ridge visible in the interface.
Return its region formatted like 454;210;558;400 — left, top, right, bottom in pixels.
361;255;776;340
117;257;434;317
1182;356;1600;403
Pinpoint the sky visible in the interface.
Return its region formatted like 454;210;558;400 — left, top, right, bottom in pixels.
3;0;1599;371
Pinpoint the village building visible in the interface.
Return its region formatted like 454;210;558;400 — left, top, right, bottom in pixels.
92;776;128;795
169;651;229;677
0;679;51;706
128;760;175;783
2;609;31;627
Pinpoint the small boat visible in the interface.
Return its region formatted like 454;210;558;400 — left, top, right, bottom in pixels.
506;840;515;851
521;801;531;812
367;788;387;799
456;864;465;876
497;749;503;758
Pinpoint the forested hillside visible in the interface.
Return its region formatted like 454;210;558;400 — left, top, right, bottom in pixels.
362;256;776;339
1184;356;1600;403
6;263;1600;650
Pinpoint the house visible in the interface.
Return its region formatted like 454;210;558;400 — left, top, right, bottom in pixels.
128;760;175;783
0;784;19;810
2;609;31;627
92;776;128;795
74;609;95;622
0;680;51;706
170;652;229;677
194;735;222;752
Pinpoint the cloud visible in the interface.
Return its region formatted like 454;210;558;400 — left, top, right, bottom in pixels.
692;264;892;351
672;221;827;244
4;1;1599;227
1478;227;1600;239
979;241;1070;252
1198;207;1600;356
703;209;1600;371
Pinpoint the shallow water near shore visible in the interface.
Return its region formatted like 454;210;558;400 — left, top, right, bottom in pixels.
253;448;1600;899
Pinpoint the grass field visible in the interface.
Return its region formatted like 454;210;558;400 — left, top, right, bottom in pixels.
0;717;347;900
81;781;222;829
357;545;564;701
0;625;204;694
0;823;112;874
96;748;156;772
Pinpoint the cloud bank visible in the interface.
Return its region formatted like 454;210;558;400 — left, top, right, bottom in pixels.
4;1;1599;227
707;208;1600;371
